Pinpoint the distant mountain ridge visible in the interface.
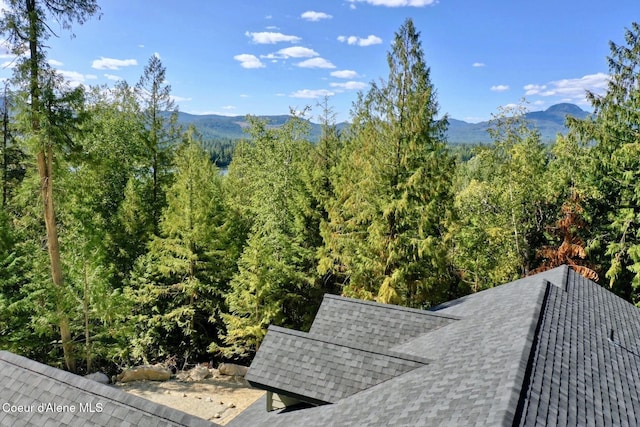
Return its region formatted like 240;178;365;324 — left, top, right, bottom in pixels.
174;103;590;145
447;103;590;144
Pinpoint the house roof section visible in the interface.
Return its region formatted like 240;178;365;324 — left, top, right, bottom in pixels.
246;325;429;404
232;265;640;426
0;350;219;427
518;268;640;426
309;293;460;348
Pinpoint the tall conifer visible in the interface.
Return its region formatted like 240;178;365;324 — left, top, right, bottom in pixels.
322;19;455;308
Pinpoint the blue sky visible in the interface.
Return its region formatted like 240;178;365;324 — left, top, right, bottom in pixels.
0;0;638;123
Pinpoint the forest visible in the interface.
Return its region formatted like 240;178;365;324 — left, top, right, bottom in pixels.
1;1;640;375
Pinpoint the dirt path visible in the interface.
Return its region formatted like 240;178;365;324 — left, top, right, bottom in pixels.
116;375;265;425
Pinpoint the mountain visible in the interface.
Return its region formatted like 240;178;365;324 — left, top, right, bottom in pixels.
447;103;590;144
173;112;348;142
173;103;590;145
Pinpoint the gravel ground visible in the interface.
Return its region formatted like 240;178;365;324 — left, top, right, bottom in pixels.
116;374;265;425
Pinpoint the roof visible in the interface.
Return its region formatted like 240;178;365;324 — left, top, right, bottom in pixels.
246;325;430;404
230;265;640;426
0;350;219;427
308;294;459;348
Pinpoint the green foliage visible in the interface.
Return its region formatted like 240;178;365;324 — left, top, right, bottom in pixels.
321;19;456;308
3;10;640;373
565;22;640;301
451;103;551;289
127;133;233;363
201;137;237;168
135;55;179;234
218;113;320;359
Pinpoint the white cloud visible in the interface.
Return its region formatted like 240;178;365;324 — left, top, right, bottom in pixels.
59;70;97;87
472;62;485;67
330;81;368;90
491;84;510;92
301;11;333;21
296;57;336;69
331;70;359;79
549;73;609;98
222;105;236;110
138;44;145;48
245;31;301;44
290;89;335;99
1;60;15;69
501;103;519;110
265;46;319;59
348;0;437;6
524;73;609;104
523;84;547;95
338;35;382;47
104;73;121;81
234;54;265;69
48;59;63;67
92;57;138;70
171;95;192;103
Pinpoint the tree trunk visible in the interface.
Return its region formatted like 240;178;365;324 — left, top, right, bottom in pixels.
36;146;75;372
28;0;75;372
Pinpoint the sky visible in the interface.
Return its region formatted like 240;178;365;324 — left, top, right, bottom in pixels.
0;0;638;123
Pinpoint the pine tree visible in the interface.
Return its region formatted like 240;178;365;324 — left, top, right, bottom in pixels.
322;19;455;307
566;22;640;300
0;0;99;371
80;82;148;288
219;113;319;358
135;55;178;235
127;131;232;363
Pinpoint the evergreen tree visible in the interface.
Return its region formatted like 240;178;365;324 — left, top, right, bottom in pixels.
135;54;178;235
81;82;148;287
0;85;26;210
127;131;233;363
451;104;549;289
321;18;456;307
219;113;319;359
566;22;640;300
0;0;99;372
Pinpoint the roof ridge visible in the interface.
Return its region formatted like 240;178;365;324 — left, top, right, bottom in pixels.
0;351;216;427
510;279;552;426
561;264;570;291
323;294;461;320
267;326;431;365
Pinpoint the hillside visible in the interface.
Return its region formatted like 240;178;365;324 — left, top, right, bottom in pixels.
174;112;347;143
174;103;590;145
447;103;590;144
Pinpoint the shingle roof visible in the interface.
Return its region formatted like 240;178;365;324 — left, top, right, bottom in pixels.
246;325;429;404
0;350;219;427
309;294;459;348
518;268;640;426
230;265;640;426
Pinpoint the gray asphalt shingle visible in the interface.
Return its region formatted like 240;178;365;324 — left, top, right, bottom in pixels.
0;351;219;426
309;294;459;348
518;269;640;426
231;265;640;426
246;325;429;404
